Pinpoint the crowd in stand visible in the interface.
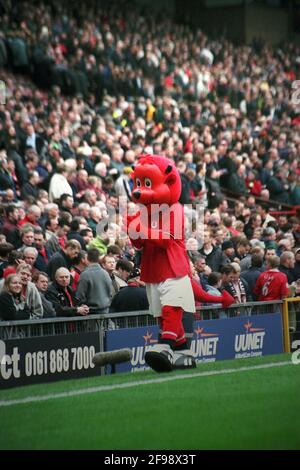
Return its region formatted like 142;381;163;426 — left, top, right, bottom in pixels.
0;0;300;322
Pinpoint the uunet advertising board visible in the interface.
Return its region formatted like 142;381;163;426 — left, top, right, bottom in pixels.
106;313;284;373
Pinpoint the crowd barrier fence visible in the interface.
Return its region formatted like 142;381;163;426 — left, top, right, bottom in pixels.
0;299;298;388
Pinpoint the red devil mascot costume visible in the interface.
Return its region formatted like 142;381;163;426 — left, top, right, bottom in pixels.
127;154;234;373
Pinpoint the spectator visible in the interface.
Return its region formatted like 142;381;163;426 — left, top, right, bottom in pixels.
101;254;120;294
2;250;25;278
46;239;81;281
240;254;264;300
112;258;134;292
76;248;112;314
0;242;14;277
114;167;133;199
235;239;251;263
206;272;227;318
1;205;20;240
254;254;289;301
49;165;73;203
70;250;88;290
67;217;86;249
220;265;235;289
87;206;102;237
259;204;276;229
199;229;222;272
267;168;290;204
221;239;236;267
20;171;39;200
17;222;34;249
32;271;56;318
33;228;51;272
58;194;74;214
279;251;296;284
244;214;262;240
45;267;89;317
0;274;30;321
107;244;124;260
18;204;41;228
193;255;211;291
223;262;248;304
293;248;300;281
80;228;94;247
240;245;265;272
45;217;69;253
262;227;277;249
206;272;223;299
110;268;149;313
16;263;43;318
23;246;38;273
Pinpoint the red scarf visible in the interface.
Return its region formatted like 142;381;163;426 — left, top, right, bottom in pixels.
64;288;73;306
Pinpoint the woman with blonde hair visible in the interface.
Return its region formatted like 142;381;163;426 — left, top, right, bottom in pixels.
0;274;31;320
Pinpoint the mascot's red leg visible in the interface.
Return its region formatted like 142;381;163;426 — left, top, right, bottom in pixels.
145;306;183;373
160;305;183;344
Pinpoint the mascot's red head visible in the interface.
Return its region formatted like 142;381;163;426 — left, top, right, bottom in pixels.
131;154;181;205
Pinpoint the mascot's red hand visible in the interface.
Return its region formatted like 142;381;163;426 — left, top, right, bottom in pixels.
191;278;234;307
220;289;235;308
126;212;145;249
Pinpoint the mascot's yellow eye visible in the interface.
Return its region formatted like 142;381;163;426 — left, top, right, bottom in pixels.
136;178;142;187
144;178;152;188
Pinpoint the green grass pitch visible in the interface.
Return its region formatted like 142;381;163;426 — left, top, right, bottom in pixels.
0;353;299;450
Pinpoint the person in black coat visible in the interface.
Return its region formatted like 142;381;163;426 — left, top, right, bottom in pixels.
240;254;264;300
32;271;56;318
46;239;81;281
293;248;300;281
267;169;290;204
279;251;297;284
110;268;149;313
45;267;89;317
67;217;86;249
20;171;39;200
0;274;31;321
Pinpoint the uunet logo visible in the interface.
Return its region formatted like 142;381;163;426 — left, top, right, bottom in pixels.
96;196;205;248
191;326;220;362
131;330;158;369
234;321;266;359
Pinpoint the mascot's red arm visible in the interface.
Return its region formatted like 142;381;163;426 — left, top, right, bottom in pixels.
191;278;235;308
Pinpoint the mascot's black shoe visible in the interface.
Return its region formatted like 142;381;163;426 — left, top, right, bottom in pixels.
172;350;196;370
145;344;174;373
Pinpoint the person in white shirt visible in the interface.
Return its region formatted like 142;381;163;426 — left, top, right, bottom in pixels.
49;164;73;202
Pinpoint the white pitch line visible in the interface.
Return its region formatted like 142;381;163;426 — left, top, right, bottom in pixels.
0;361;293;408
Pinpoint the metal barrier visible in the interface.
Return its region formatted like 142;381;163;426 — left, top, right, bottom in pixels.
0;300;286;345
0;301;282;335
0;314;104;339
0;301;290;388
196;300;282;320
